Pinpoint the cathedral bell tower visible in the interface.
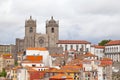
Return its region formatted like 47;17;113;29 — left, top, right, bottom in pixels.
24;16;36;49
46;16;59;47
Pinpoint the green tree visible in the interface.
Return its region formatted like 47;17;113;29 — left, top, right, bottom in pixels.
98;40;111;46
0;68;7;77
15;60;18;66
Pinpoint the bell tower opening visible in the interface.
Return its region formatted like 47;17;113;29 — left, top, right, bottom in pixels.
46;16;59;47
51;28;54;33
29;27;33;33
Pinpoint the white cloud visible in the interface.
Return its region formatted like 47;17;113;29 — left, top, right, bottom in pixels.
0;0;120;44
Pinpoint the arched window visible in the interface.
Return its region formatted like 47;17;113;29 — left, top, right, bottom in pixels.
51;28;54;33
29;27;33;32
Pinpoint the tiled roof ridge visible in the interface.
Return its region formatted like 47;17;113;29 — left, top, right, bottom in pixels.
106;40;120;45
27;47;47;51
57;40;91;44
94;45;105;49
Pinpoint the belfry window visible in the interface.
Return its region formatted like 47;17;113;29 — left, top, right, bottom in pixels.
51;28;54;33
30;27;33;33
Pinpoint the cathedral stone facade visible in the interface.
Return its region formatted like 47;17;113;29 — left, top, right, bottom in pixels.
16;16;59;53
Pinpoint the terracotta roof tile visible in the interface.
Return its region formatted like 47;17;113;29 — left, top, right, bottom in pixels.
57;40;91;44
50;73;73;79
84;52;97;57
2;54;13;59
101;57;112;61
25;56;43;61
22;60;42;64
106;40;120;45
62;65;82;69
27;47;47;51
100;57;113;65
94;45;105;49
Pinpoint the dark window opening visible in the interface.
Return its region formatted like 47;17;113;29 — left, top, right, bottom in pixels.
70;45;73;49
32;64;36;67
76;45;78;51
30;27;33;33
60;45;62;47
51;28;54;33
65;45;67;50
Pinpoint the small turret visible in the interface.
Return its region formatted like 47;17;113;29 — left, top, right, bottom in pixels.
25;16;36;27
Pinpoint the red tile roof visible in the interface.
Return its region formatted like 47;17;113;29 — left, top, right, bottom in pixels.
26;56;43;61
101;57;112;61
100;57;113;65
62;65;82;70
27;47;47;51
50;73;73;80
57;40;91;44
84;52;97;57
28;71;45;80
94;45;105;49
2;54;13;59
105;40;120;45
22;60;42;64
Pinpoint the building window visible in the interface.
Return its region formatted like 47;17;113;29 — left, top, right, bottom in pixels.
76;45;78;51
70;45;73;49
86;48;89;52
51;28;54;33
60;45;62;47
116;47;118;52
29;27;33;33
65;45;67;50
80;45;84;51
32;64;36;67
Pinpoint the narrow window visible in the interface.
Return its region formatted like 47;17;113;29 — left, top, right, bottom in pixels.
51;28;54;33
32;64;36;67
65;45;67;50
76;45;78;51
70;45;73;49
60;45;62;47
30;27;33;32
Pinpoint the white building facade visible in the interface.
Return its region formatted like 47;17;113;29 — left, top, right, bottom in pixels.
25;48;51;66
91;45;105;60
105;40;120;62
57;40;91;54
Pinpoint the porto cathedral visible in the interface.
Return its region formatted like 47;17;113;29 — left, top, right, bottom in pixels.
16;16;60;53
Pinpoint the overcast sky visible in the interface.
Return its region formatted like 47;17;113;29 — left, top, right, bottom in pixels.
0;0;120;45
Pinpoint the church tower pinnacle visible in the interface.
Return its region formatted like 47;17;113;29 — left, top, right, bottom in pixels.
24;16;36;49
46;16;59;47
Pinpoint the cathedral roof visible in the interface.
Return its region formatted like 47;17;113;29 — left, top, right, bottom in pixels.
57;40;91;44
